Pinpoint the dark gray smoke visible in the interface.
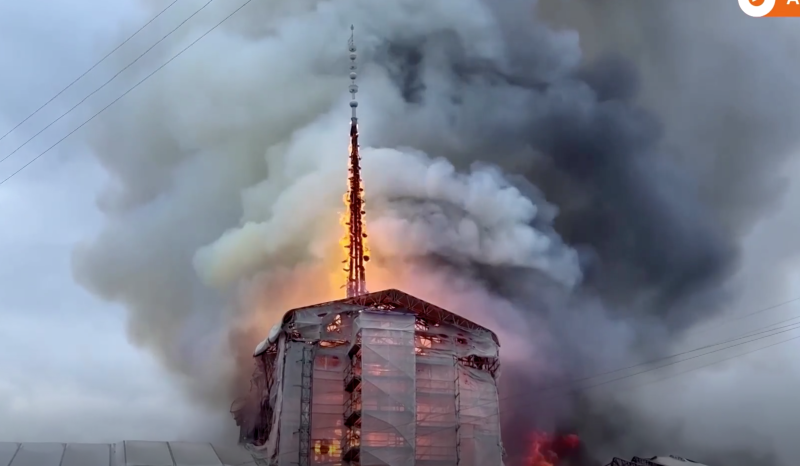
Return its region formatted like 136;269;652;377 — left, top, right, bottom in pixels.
73;0;800;463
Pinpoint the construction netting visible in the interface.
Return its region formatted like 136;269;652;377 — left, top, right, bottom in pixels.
312;345;348;466
456;364;503;466
262;333;285;462
355;312;417;466
277;338;305;466
246;294;503;466
415;355;457;466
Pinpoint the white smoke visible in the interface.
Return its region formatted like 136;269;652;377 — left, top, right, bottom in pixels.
74;0;583;414
194;142;582;290
72;0;799;463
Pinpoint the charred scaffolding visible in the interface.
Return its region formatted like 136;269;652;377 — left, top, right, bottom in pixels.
232;289;504;466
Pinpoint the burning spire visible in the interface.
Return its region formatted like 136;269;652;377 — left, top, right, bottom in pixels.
343;25;369;298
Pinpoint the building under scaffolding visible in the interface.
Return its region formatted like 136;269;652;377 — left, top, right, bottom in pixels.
232;289;504;466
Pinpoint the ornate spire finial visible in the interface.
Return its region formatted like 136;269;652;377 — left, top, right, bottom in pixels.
348;25;358;122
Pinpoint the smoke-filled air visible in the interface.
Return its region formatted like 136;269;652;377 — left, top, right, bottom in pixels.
72;0;800;465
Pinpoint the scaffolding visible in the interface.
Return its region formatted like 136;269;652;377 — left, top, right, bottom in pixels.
313;346;347;466
232;289;503;466
415;335;457;466
343;333;362;463
358;312;416;466
300;346;315;466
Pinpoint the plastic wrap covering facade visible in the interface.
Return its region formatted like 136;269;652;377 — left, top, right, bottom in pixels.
0;441;267;466
233;289;502;466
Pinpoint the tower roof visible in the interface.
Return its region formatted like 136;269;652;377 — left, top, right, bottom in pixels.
253;289;500;356
290;289;498;343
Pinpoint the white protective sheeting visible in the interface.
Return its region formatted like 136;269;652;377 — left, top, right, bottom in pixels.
265;334;288;460
0;442;264;466
456;365;503;466
277;341;306;466
292;307;359;343
356;312;416;466
415;356;457;466
250;292;503;466
311;346;347;466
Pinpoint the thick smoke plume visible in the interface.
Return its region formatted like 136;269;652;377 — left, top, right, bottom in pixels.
73;0;800;464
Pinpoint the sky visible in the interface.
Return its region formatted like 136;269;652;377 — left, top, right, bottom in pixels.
1;0;800;462
0;0;228;443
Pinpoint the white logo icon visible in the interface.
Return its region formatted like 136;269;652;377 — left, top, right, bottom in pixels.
739;0;776;17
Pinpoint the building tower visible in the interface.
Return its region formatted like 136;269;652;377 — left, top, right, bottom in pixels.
233;289;504;466
229;29;505;466
345;25;369;298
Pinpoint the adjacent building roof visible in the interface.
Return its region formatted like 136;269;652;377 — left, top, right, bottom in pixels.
651;456;707;466
0;441;265;466
607;455;708;466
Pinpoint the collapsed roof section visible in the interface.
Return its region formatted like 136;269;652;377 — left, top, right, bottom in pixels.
253;288;500;357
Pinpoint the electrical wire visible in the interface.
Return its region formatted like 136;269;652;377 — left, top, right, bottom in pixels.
409;328;800;442
2;0;797;452
276;319;800;450
557;315;800;385
280;329;800;459
410;324;800;436
685;295;800;335
0;0;179;145
0;0;215;168
0;0;254;187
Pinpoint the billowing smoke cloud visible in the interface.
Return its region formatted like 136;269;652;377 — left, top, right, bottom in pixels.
72;0;800;464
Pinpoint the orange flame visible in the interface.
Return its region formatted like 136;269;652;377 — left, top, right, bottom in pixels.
528;432;580;466
340;191;350;272
340;140;370;291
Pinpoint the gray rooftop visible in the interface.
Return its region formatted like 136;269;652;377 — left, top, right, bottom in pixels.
0;442;265;466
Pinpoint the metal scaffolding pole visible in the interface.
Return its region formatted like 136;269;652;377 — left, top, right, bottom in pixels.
298;345;314;466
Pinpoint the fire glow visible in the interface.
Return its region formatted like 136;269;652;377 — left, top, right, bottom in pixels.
341;129;370;297
528;432;580;466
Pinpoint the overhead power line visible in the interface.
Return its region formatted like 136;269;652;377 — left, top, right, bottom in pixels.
415;328;800;441
0;0;213;167
288;327;800;451
565;315;800;384
293;316;800;440
0;1;179;146
466;323;800;426
0;0;214;168
0;0;254;187
686;295;800;335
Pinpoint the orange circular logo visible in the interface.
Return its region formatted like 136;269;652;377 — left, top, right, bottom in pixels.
739;0;776;16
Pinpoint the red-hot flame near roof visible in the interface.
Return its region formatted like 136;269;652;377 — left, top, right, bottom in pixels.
528;431;581;466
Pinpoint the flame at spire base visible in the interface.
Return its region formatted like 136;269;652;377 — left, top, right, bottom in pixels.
343;122;369;298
